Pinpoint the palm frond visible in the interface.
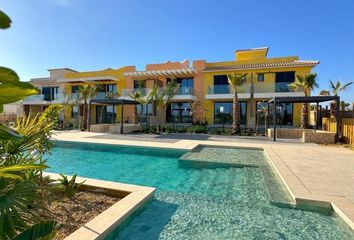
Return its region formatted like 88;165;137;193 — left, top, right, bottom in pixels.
13;220;58;240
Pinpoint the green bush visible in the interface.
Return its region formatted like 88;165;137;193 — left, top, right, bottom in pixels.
187;124;208;133
58;173;85;198
164;126;174;133
209;128;223;135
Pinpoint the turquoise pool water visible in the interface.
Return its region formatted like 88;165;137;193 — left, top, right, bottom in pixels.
47;141;354;240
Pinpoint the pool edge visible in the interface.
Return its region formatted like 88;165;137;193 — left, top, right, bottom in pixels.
44;172;156;240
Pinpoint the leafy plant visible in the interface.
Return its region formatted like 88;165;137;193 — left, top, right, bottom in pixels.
187;124;208;133
13;220;58;240
58;173;85;198
288;73;319;128
0;9;58;240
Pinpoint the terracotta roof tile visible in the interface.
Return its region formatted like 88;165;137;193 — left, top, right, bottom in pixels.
203;60;319;72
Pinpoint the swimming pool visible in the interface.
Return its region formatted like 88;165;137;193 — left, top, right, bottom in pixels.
47;141;354;240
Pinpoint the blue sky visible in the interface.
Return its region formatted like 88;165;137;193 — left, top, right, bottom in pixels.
1;0;354;102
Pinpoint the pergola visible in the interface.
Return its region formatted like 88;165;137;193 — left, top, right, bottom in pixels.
267;95;340;142
88;98;139;134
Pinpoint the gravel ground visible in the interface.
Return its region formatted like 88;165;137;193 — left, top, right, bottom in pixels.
47;190;120;240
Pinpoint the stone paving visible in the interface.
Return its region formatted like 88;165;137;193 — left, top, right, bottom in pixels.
52;130;354;230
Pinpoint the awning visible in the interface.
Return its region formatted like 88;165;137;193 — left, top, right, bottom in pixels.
267;95;340;142
124;68;197;79
269;95;337;103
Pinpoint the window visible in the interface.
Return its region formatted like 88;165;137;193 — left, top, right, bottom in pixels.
137;103;153;122
166;102;192;123
134;80;146;89
167;78;194;94
214;102;246;124
106;84;117;93
96;105;116;124
213;75;229;94
275;71;295;92
257;73;265;82
71;86;80;93
42;87;59;101
72;106;79;118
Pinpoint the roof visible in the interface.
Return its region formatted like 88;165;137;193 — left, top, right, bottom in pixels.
47;68;78;72
90;99;139;105
203;60;320;72
269;95;339;103
58;76;119;82
124;68;197;79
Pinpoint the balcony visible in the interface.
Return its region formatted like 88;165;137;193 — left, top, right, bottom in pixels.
206;82;303;100
120;88;151;99
173;86;195;101
23;94;66;104
176;86;193;95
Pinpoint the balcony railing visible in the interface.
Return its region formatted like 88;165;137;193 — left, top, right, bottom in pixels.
23;94;66;103
120;88;151;97
208;82;297;95
176;86;193;95
207;85;249;94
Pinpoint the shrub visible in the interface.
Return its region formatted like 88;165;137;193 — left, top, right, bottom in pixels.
58;173;85;198
209;128;223;135
164;126;174;133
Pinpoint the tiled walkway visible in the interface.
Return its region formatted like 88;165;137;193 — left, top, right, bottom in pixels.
52;130;354;229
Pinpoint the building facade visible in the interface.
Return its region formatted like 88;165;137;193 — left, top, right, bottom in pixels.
22;47;319;129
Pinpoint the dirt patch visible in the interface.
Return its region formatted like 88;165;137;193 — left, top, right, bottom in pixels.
47;190;120;240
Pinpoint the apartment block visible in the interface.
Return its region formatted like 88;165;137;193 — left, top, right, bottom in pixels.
22;47;319;130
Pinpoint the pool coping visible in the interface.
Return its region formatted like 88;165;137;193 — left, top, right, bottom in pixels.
50;136;354;232
43;172;156;240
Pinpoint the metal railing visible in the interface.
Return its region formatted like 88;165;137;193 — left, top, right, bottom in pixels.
120;88;151;97
207;82;297;94
176;86;193;95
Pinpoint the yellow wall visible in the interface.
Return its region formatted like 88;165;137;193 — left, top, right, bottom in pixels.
203;64;314;126
62;67;130;123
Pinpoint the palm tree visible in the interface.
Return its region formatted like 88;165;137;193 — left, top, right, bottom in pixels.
129;90;143;124
329;79;353;96
328;79;353;115
340;101;350;111
227;73;247;134
148;80;179;134
79;82;98;130
288;73;319;128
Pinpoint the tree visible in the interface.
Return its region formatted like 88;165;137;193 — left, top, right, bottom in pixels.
288;73;319;128
329;79;353;115
329;79;353;96
148;80;179;134
79;82;98;130
129;81;148;128
227;73;247;134
340;101;350;111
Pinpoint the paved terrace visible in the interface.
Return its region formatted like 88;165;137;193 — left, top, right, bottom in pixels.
52;130;354;229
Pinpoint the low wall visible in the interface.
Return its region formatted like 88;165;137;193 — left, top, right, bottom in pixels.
302;131;336;144
90;124;141;134
90;124;110;133
109;124;141;134
267;128;336;144
267;128;313;139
